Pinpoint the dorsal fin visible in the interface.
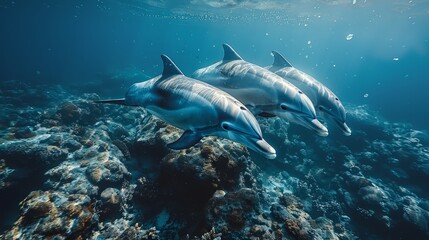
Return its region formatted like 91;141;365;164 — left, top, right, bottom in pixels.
160;54;184;80
271;51;293;68
223;43;243;62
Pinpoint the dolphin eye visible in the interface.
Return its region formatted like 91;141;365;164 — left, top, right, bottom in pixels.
240;106;246;110
221;123;231;131
335;97;339;101
298;90;303;94
281;104;287;110
221;123;243;135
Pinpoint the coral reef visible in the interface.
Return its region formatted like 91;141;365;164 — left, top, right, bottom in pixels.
1;80;429;239
3;190;96;240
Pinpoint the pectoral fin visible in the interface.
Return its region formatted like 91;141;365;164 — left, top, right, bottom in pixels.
167;130;202;149
94;98;128;105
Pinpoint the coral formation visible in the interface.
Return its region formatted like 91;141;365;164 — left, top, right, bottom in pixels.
1;80;429;239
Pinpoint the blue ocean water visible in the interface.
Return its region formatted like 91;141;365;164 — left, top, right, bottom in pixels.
1;1;429;239
1;0;428;129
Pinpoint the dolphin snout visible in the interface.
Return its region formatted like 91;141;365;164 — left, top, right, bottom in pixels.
295;116;329;137
295;94;329;136
339;122;352;136
331;118;351;136
255;139;277;159
311;118;329;137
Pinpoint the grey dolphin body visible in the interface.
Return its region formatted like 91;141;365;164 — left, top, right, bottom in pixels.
95;55;276;159
267;51;351;136
192;44;328;137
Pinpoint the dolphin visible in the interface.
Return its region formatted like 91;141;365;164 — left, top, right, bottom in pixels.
95;55;276;159
266;51;351;136
192;44;328;137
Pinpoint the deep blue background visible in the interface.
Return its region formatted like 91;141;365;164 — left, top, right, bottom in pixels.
1;0;428;129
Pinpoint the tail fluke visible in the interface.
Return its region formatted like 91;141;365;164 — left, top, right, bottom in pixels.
94;98;127;105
